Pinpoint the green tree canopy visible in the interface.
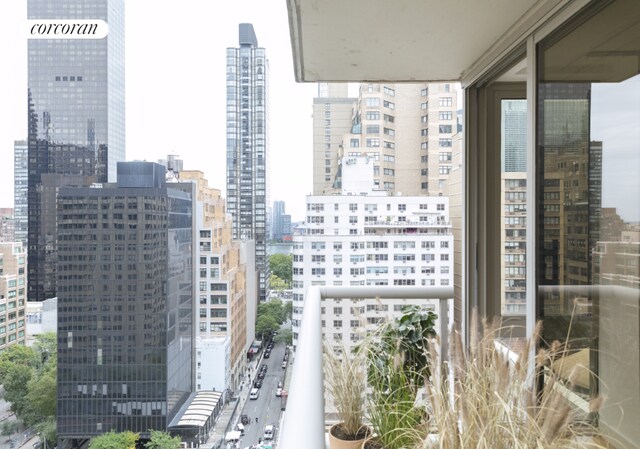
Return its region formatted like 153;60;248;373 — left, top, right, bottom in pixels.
33;332;57;366
89;431;139;449
0;333;58;427
269;274;288;291
145;430;181;449
255;314;280;340
0;344;39;381
257;299;285;325
269;254;292;284
3;363;33;417
25;368;57;421
274;327;292;346
283;301;293;321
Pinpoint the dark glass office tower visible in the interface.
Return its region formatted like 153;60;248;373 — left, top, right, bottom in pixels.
226;23;270;301
56;162;193;445
27;0;125;301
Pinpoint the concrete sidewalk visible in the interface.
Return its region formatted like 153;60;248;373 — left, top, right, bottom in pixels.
201;354;264;449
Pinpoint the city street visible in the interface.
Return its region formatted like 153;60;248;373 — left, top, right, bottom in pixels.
236;340;287;448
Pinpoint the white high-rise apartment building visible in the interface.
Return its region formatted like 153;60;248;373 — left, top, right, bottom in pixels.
292;157;453;349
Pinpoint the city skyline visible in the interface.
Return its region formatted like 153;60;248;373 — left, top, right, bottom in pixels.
0;1;317;221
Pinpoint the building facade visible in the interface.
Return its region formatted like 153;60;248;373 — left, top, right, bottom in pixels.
0;242;27;350
56;162;193;444
27;0;125;302
313;83;460;196
271;200;292;242
225;23;270;302
179;170;254;395
292;162;453;348
14;140;28;246
500;99;528;315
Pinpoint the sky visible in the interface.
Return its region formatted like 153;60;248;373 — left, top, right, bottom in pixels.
0;0;318;221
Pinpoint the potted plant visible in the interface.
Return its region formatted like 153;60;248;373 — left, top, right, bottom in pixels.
324;341;371;449
420;311;609;449
363;305;438;449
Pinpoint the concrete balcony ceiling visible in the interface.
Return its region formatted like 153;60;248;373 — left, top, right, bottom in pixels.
287;0;547;82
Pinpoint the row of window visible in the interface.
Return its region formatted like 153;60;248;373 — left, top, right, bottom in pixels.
308;202;446;213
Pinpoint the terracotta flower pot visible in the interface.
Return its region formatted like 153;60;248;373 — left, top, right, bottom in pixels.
360;436;385;449
328;423;371;449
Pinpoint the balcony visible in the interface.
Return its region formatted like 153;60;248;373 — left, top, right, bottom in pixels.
284;0;640;447
281;286;452;449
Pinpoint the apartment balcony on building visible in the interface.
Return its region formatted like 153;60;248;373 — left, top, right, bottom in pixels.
282;0;640;448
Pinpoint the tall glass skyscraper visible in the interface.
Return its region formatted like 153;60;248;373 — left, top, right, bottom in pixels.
27;0;125;301
226;23;270;302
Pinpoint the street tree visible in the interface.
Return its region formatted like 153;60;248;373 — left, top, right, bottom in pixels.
257;299;285;325
145;430;182;449
269;254;292;285
255;314;280;340
88;431;139;449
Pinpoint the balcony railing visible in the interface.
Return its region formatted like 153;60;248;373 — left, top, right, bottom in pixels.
280;286;454;449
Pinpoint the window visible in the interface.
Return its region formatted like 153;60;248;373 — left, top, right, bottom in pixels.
365;97;380;107
312;268;325;276
421;115;428;123
366;138;380;148
383;100;395;110
439;125;452;134
383;86;395;96
383;114;395;123
421;102;428;110
333;268;342;276
350;138;360;148
333;242;342;251
421;88;428;96
439;138;452;147
366;124;380;134
439;152;452;162
333;307;342;315
383;141;395;149
439;166;451;175
383;154;395;162
439;111;452;120
383;127;395;136
366;111;380;120
439;97;452;107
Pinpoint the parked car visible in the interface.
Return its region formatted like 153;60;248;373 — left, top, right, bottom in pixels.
249;388;260;400
258;370;266;380
264;350;271;358
253;378;263;388
276;387;282;397
282;361;287;369
241;414;250;425
260;363;268;372
263;425;275;440
277;381;283;388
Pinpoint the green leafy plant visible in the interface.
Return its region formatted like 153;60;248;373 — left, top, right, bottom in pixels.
364;305;437;449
